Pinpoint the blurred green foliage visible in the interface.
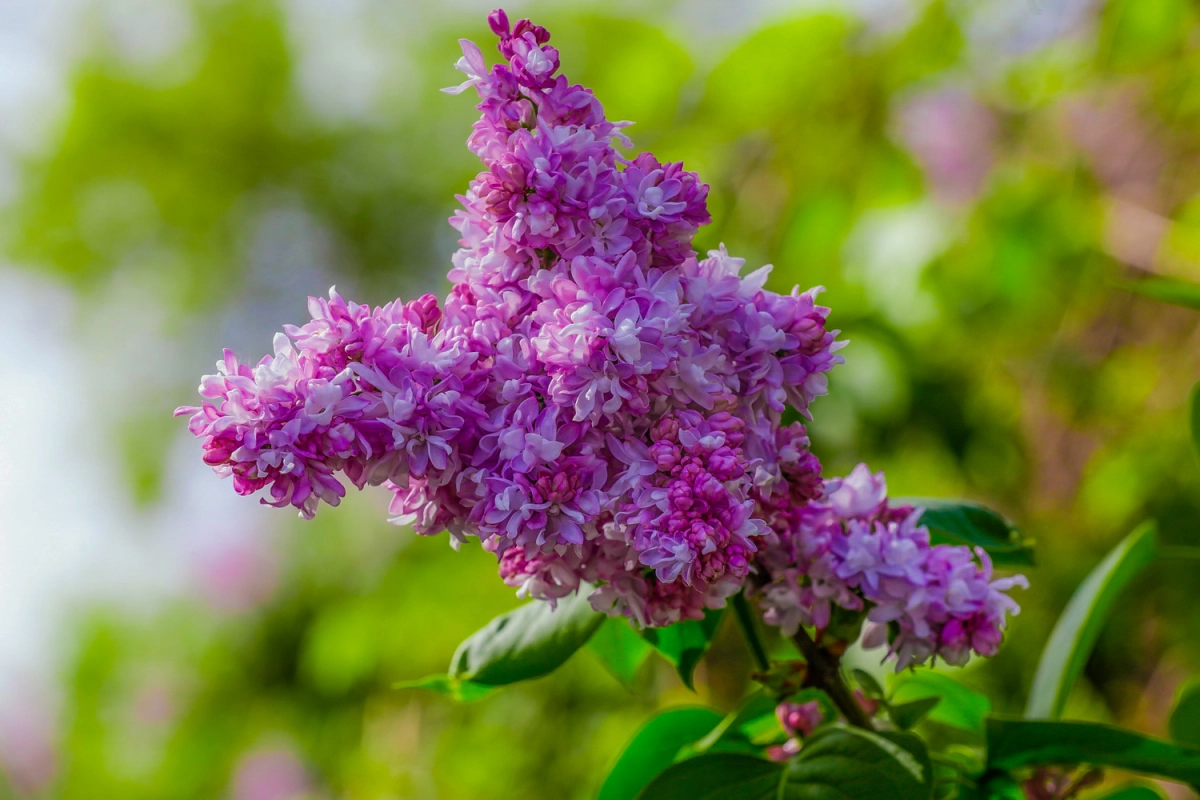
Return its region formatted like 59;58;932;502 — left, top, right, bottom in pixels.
8;0;1200;797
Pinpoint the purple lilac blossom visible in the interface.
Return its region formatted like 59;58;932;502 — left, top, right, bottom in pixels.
174;290;483;520
392;9;843;626
177;9;1027;661
755;464;1028;669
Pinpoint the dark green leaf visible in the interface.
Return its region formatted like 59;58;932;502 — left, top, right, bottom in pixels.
598;707;724;800
1119;276;1200;312
786;726;932;799
393;674;496;703
888;697;941;730
876;730;934;793
589;616;652;689
642;607;726;690
1169;678;1200;748
853;668;886;699
637;726;933;800
449;589;604;686
987;718;1200;789
1191;382;1200;465
1096;787;1167;800
1025;522;1157;719
898;498;1034;566
890;672;991;735
634;753;782;800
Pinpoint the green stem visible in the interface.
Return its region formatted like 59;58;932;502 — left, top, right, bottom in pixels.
732;591;771;673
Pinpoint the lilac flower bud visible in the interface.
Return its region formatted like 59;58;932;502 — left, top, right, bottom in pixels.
777;700;824;739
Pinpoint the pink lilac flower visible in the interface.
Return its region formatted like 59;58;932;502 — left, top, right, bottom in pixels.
175;289;484;519
755;464;1027;669
177;10;840;626
176;9;1029;655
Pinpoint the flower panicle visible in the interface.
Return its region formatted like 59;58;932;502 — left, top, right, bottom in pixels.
177;9;1024;669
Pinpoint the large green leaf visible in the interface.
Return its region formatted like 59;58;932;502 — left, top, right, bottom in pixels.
634;753;781;800
1025;522;1157;719
449;589;605;686
642;607;726;690
597;707;724;800
890;672;991;735
636;726;933;800
1169;678;1200;748
898;498;1034;566
589;616;653;689
987;718;1200;789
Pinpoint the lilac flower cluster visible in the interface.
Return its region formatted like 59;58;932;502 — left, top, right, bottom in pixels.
756;464;1029;669
176;292;482;520
178;10;1026;666
388;9;842;627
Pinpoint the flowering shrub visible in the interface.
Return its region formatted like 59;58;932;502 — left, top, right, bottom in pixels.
178;10;1200;799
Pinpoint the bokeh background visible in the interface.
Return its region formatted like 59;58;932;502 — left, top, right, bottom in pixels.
2;0;1200;797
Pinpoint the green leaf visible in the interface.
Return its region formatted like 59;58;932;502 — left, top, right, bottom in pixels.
598;707;724;800
1096;787;1167;800
642;607;726;690
875;730;934;794
779;725;935;798
888;697;941;730
898;498;1034;566
1025;522;1158;719
688;692;781;756
1169;678;1200;748
637;726;934;800
393;675;496;703
987;718;1200;789
589;616;653;689
1190;382;1200;465
890;672;991;735
449;589;604;686
634;753;782;800
1119;276;1200;312
853;668;886;699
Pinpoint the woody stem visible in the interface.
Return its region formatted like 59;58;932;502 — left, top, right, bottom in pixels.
790;625;874;730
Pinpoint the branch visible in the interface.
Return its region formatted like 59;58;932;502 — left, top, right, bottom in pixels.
789;625;874;730
746;568;874;730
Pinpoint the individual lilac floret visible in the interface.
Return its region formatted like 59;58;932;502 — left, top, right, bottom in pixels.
755;464;1027;669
